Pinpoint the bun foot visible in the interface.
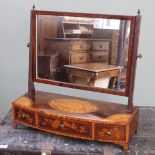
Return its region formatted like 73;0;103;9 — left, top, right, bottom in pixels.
120;143;129;151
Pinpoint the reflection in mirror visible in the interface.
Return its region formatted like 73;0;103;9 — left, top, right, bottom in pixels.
36;15;131;92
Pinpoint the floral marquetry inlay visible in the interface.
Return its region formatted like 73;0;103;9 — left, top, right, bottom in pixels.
95;123;126;141
15;108;35;126
38;112;92;139
40;115;87;133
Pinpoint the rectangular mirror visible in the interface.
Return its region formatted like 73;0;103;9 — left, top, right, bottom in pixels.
32;11;135;96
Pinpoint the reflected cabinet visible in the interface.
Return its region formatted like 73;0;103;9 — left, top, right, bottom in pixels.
12;8;142;150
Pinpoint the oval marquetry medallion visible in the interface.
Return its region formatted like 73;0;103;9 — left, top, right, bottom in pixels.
49;98;98;113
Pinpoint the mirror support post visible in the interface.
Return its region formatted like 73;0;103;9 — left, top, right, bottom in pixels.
28;10;35;100
127;12;141;111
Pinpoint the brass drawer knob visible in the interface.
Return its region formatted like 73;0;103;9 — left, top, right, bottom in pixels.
22;113;26;118
60;124;65;129
106;131;112;135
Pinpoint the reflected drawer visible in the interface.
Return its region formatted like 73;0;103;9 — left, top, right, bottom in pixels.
92;41;109;51
95;123;126;142
70;52;90;64
98;69;120;78
38;112;93;139
14;106;36;126
90;51;108;63
70;41;91;51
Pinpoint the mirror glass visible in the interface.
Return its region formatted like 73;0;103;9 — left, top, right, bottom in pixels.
36;14;131;92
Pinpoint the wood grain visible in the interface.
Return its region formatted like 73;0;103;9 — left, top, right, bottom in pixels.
12;91;139;150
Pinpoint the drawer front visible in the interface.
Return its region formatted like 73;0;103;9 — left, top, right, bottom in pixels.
91;51;108;63
95;123;126;142
92;41;109;51
14;106;36;126
70;52;90;64
70;41;91;51
38;112;93;139
98;70;120;78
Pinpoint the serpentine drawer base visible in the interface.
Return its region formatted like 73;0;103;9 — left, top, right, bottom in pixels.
12;91;139;151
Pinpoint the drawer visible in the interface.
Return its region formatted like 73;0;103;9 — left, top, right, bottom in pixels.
98;69;120;78
95;123;126;142
14;106;36;126
70;52;90;64
92;41;109;51
38;112;93;139
70;41;91;51
90;51;108;63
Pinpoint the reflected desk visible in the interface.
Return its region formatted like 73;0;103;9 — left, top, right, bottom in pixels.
64;63;122;88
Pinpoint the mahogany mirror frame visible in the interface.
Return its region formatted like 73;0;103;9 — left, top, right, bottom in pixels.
28;9;141;109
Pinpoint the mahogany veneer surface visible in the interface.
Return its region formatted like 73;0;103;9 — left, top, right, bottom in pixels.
12;91;139;150
13;91;134;120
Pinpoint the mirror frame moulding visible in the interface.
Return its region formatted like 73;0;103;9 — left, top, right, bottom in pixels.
30;10;139;97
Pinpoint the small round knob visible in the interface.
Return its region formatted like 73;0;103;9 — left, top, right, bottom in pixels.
32;5;35;10
137;9;141;15
137;53;142;59
60;124;65;129
106;131;112;135
22;113;26;118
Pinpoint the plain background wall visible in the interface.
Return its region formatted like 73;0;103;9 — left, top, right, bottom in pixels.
0;0;155;119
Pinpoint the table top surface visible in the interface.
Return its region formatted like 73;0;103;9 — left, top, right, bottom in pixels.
0;107;155;155
64;63;122;73
44;37;111;42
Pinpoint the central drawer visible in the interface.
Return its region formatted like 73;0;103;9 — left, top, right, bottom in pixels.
95;123;126;142
38;111;93;139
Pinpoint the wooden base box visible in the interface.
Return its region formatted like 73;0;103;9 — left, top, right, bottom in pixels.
12;91;139;151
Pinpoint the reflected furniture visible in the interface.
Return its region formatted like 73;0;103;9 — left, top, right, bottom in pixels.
41;38;112;83
64;63;122;88
38;53;60;79
62;20;94;38
12;8;142;151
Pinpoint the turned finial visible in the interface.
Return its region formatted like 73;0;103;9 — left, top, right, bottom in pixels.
137;9;141;15
32;5;35;10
